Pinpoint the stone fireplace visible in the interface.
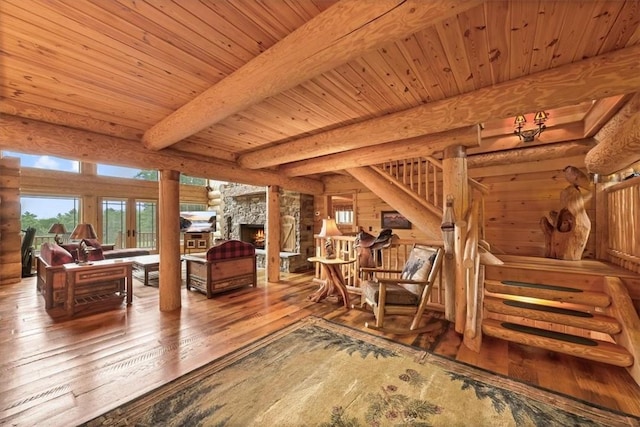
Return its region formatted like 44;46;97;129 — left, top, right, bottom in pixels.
220;183;315;272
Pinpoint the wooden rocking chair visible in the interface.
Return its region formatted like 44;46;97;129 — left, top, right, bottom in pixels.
360;244;444;334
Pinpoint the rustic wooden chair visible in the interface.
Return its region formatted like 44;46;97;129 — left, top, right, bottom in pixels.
360;244;444;334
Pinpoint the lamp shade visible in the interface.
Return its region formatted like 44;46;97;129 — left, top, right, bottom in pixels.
48;223;67;234
70;223;97;240
318;217;342;238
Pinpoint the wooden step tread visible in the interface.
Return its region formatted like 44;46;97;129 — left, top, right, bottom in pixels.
483;319;633;367
485;280;611;307
484;297;621;335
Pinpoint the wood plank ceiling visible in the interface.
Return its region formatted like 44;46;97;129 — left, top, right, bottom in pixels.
1;0;640;192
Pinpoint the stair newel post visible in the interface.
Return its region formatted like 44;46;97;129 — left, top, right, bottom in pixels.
440;195;456;321
443;145;469;334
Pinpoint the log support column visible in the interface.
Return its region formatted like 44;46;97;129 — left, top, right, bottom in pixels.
442;145;469;333
266;185;281;283
159;170;181;312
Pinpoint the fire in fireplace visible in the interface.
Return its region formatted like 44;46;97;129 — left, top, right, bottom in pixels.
240;224;265;249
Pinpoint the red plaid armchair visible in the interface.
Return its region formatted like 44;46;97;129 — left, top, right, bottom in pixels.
183;240;257;298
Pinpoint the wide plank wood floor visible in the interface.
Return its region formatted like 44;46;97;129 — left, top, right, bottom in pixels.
1;269;640;426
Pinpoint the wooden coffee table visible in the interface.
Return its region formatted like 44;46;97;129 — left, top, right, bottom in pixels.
130;254;160;286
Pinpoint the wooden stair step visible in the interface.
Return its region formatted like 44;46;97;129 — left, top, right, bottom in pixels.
485;280;611;307
484;296;621;335
482;318;633;367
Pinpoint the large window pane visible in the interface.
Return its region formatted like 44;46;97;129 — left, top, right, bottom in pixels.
3;151;79;172
136;201;157;249
102;199;127;248
21;196;80;250
97;165;157;180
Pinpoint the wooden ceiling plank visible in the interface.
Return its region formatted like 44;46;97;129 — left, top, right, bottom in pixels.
412;26;460;97
599;0;640;52
435;15;476;94
395;34;447;102
237;44;640;169
457;4;494;89
327;63;398;115
508;1;540;79
571;1;624;61
484;0;511;83
0;114;324;194
0;21;198;105
528;1;569;74
141;0;484;150
7;0;222;87
548;1;597;69
376;41;432;106
352;51;416;110
2;62;170;123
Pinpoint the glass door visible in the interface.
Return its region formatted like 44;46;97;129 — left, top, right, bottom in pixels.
101;199;127;248
100;198;157;250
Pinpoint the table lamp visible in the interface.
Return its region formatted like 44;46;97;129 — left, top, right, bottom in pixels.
48;223;67;245
70;223;98;264
318;217;342;259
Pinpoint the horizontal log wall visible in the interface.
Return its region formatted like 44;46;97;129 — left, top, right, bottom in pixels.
0;157;22;285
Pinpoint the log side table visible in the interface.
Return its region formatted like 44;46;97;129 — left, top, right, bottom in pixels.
307;256;355;308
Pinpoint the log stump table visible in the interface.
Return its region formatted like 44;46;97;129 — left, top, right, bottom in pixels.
307;256;355;308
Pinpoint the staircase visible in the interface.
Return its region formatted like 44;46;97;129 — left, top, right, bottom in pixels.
481;262;636;369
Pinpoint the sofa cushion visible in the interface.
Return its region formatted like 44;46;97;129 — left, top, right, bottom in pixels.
61;243;80;261
40;242;74;266
207;240;255;261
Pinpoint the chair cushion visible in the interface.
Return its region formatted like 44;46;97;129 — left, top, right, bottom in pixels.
40;242;74;266
400;245;437;295
363;281;420;306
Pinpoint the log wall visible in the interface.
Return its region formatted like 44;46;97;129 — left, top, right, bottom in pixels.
0;157;22;285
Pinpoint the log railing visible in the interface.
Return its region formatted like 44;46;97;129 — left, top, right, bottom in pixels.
381;157;444;212
605;176;640;273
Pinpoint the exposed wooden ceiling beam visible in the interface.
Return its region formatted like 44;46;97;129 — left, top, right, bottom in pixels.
280;125;480;177
467;140;596;168
141;0;482;151
583;94;632;138
238;44;640;170
0;114;323;194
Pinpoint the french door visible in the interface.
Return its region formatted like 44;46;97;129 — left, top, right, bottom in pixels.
100;198;157;250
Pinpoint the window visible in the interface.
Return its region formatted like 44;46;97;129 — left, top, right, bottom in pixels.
180;175;206;186
334;205;353;225
2;151;79;172
98;165;157;180
20;196;80;249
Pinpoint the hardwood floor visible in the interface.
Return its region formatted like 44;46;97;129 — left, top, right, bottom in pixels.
1;270;639;426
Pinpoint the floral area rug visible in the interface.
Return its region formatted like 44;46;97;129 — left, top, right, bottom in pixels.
83;316;640;426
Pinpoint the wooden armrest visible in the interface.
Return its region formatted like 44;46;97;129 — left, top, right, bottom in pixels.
375;277;428;285
360;268;402;274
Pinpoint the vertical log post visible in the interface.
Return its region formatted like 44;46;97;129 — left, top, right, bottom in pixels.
266;185;281;283
0;157;22;284
158;170;181;312
442;145;469;333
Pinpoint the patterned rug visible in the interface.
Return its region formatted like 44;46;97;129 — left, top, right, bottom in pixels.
82;317;639;426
